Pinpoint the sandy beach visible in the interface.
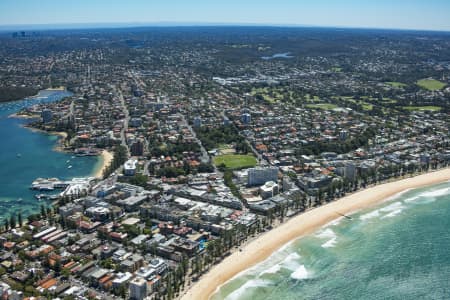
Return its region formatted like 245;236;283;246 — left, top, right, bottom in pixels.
8;112;40;119
94;150;114;179
51;131;68;151
181;167;450;300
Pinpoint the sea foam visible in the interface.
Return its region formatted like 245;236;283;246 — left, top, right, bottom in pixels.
316;228;336;239
291;265;309;280
281;252;302;270
324;216;344;227
403;196;420;203
225;279;271;300
260;264;282;276
322;237;338;248
419;187;450;198
316;228;338;248
259;252;301;276
379;202;405;212
381;209;403;219
360;209;381;220
378;202;406;219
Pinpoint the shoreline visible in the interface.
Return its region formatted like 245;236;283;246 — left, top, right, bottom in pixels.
181;167;450;300
26;126;112;179
16;121;111;179
23;126;69;152
94;150;113;179
8;112;40;119
2;87;67;105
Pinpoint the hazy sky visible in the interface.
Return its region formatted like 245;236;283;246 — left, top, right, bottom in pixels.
1;0;450;31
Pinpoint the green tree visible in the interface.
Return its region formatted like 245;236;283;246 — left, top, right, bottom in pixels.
41;205;47;218
9;214;16;229
54;259;61;275
103;145;128;179
61;268;71;279
18;212;23;227
128;174;148;187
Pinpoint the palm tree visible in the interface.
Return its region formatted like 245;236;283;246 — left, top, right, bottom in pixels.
18;212;23;227
207;240;216;264
280;204;286;222
317;188;324;205
193;255;203;276
9;215;16;229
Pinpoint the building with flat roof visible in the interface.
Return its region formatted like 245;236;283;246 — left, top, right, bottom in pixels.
260;181;279;199
193;116;202;127
116;195;147;211
85;206;110;222
248;167;278;186
124;159;138;176
135;266;156;279
148;258;168;274
112;272;132;289
129;277;147;300
42;109;52;123
241;113;251;124
248;199;277;214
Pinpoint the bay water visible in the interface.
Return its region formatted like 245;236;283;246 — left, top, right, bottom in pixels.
0;90;101;221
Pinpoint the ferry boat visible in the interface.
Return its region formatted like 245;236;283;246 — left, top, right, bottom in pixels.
30;178;67;191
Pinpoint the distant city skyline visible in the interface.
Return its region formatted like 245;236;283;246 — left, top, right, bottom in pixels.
1;0;450;32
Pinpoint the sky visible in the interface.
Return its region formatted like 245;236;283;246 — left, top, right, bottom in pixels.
0;0;450;31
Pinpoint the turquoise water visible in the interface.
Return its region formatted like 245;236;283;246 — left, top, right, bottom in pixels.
212;181;450;300
0;91;101;220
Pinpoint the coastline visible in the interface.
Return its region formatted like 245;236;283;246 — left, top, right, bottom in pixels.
23;126;69;152
94;150;113;179
8;113;40;119
181;167;450;300
13;116;111;179
1;87;67;105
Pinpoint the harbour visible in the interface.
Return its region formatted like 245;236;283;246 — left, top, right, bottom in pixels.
0;90;101;221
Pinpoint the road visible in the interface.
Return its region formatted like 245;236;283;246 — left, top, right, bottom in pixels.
179;113;210;164
220;110;268;165
128;69;147;91
116;85;130;151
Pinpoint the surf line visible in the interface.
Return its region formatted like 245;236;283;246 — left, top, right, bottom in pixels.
336;212;352;220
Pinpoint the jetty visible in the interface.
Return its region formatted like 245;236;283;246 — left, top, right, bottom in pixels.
31;177;96;196
30;178;68;191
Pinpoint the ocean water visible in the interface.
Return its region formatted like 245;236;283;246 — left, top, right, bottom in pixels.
212;181;450;300
0;91;101;221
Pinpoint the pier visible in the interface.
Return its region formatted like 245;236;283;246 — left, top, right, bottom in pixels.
31;177;96;196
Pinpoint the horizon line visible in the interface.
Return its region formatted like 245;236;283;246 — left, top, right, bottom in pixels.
0;21;449;34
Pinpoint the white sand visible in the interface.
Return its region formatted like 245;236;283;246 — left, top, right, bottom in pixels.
181;168;450;300
94;150;113;178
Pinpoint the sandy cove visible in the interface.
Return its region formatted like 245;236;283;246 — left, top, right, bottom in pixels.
181;167;450;300
20;123;113;178
94;150;114;179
